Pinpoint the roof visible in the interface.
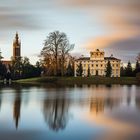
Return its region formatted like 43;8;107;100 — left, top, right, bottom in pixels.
76;57;90;61
2;60;12;65
76;57;121;61
104;57;121;61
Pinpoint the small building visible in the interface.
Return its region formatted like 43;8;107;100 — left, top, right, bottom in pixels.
74;49;121;77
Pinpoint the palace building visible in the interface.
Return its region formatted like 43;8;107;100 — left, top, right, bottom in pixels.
1;32;21;66
74;49;121;77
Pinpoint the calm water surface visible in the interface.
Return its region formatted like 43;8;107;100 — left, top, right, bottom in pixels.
0;84;140;140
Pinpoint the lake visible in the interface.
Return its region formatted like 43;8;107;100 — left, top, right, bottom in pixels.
0;84;140;140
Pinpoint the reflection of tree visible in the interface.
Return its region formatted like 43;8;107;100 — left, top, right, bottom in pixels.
13;88;21;129
0;94;2;112
90;98;104;114
106;97;121;109
136;98;140;110
43;98;70;131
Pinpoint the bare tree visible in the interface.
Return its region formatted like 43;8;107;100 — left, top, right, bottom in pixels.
60;40;74;76
41;31;74;76
136;53;140;62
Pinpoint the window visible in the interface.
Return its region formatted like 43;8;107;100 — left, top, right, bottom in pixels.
91;69;94;74
101;64;103;67
91;64;94;67
96;64;98;67
83;69;86;74
116;64;118;67
116;69;118;74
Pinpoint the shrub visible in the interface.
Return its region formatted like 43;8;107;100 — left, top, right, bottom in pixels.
136;72;140;82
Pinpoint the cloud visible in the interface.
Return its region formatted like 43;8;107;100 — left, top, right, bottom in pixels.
0;7;44;31
58;0;140;7
105;35;140;62
0;0;140;62
83;29;139;49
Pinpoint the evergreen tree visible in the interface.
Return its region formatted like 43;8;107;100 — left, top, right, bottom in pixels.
0;62;8;80
87;66;90;77
125;61;133;77
66;62;74;76
76;62;83;76
0;61;3;78
35;61;42;76
105;61;112;77
134;60;140;76
120;66;126;77
22;58;42;78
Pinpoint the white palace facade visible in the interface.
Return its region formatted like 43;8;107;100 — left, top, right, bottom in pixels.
74;49;121;77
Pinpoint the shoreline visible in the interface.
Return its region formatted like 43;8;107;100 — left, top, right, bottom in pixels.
0;77;139;85
15;77;139;85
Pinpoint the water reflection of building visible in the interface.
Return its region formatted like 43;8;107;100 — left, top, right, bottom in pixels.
90;97;123;114
90;98;104;114
43;98;70;131
13;87;21;129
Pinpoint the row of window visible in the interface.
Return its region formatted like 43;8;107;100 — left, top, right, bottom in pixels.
77;60;119;63
83;70;104;75
82;64;119;67
83;69;119;74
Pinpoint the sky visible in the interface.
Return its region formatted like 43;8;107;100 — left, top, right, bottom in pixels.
0;0;140;64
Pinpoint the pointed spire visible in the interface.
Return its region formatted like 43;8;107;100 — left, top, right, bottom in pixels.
15;31;19;41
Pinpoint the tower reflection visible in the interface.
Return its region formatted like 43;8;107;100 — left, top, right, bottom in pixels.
13;87;21;129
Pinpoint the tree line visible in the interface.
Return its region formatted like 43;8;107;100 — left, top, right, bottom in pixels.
121;60;140;77
0;30;75;80
0;57;42;80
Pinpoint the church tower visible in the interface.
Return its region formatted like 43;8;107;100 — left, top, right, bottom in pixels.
13;32;21;59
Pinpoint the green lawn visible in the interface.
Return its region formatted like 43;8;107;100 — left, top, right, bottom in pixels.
15;76;139;85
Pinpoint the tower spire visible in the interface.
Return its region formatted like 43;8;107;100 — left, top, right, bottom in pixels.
13;32;21;59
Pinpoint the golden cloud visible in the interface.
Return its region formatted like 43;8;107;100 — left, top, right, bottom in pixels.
83;6;140;51
84;31;139;50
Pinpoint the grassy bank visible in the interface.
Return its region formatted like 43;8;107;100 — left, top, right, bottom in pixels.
16;76;139;85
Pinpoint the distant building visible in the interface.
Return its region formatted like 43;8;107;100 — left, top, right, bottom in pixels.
13;32;21;59
74;49;121;77
1;32;21;66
